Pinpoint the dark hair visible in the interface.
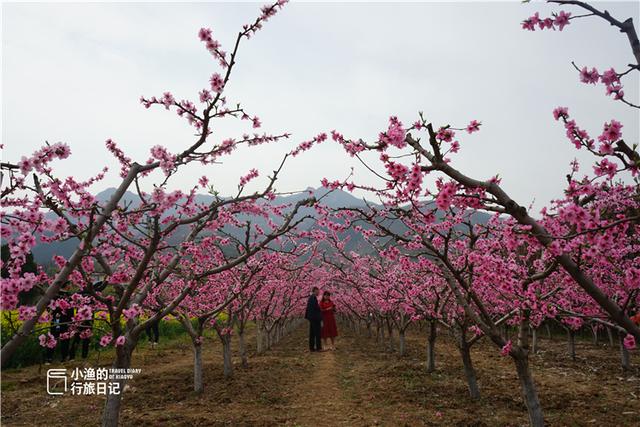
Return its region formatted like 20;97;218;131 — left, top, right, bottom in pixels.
322;291;331;298
312;286;319;292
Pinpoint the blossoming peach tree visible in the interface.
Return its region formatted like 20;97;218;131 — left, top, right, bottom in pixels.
0;1;324;425
317;2;638;426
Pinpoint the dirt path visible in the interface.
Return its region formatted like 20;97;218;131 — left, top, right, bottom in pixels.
288;344;362;426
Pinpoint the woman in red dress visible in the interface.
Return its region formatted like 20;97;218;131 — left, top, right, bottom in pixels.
320;291;338;350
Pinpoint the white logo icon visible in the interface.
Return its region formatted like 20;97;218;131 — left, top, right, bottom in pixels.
46;369;67;395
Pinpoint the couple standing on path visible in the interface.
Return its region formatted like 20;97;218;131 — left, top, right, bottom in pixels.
304;287;338;352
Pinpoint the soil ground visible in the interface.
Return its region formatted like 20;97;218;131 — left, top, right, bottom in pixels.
1;323;639;426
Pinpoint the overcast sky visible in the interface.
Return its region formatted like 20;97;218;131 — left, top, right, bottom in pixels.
2;1;639;212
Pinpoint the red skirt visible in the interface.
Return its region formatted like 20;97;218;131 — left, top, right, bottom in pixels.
321;311;338;338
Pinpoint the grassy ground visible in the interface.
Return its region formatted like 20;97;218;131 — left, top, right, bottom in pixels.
1;323;639;426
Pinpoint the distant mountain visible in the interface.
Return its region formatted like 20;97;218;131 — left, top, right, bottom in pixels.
30;187;491;264
31;187;372;264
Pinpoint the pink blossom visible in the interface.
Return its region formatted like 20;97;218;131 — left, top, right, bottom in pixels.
623;334;636;350
115;335;126;347
522;19;535;31
210;73;224;93
436;182;457;210
593;158;618;179
380;117;406;149
466;120;481;134
600;68;619;86
39;333;57;349
17;305;37;321
500;340;512;356
198;28;212;42
552;107;569;121
598;120;623;142
74;305;93;321
123;303;142;320
99;334;113;347
239;169;259;187
436;127;455;143
579;67;599;85
199;89;212;103
554;11;571;31
539;18;554;30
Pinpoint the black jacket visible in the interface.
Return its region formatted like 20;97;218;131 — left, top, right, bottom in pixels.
304;294;322;322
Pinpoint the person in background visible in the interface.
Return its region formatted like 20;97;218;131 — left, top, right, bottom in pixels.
45;308;72;364
304;286;322;352
69;317;93;360
320;291;338;350
146;320;160;348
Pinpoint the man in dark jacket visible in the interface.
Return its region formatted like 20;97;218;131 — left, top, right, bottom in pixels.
304;286;322;352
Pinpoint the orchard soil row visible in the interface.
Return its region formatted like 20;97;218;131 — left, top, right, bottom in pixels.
1;323;639;426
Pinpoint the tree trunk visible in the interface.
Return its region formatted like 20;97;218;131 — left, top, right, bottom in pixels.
101;344;133;427
514;357;545;427
545;323;552;340
239;330;248;368
193;343;203;393
458;338;480;400
592;327;599;346
222;335;233;378
531;327;538;354
567;329;576;361
607;327;615;346
256;322;265;355
386;319;394;351
266;329;272;350
398;329;406;357
426;320;437;373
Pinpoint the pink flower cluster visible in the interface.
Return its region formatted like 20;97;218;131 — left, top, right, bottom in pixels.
436;127;455;143
39;333;57;349
17;142;71;175
623;334;636;350
241;1;288;39
99;334;113;347
500;340;512;356
593;158;617;179
239;169;260;187
17;305;37;321
332;130;365;157
123;303;143;320
522;11;571;31
74;305;93;322
379;117;406;149
198;28;228;68
436;182;458;210
466;120;481;134
149;145;177;176
406;163;423;193
105;139;132;177
290;133;327;157
579;66;625;100
210;73;224;93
